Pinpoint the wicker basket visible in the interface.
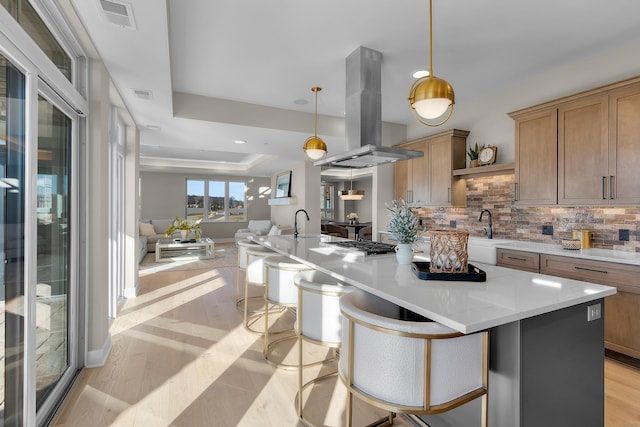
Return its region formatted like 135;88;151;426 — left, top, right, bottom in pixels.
427;230;470;273
562;239;582;250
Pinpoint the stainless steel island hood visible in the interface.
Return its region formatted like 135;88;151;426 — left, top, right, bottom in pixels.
314;46;423;169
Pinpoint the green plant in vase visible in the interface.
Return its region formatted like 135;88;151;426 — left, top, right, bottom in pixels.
165;216;202;239
467;142;485;168
386;200;419;264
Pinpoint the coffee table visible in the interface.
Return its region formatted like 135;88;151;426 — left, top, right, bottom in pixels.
155;237;215;262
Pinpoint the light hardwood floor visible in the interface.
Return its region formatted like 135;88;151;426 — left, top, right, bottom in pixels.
53;262;640;426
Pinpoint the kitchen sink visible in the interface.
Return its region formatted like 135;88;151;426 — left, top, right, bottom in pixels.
415;235;512;266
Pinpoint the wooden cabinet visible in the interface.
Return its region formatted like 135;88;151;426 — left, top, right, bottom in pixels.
426;131;468;206
608;84;640;204
394;129;468;207
558;95;609;205
540;254;640;359
510;77;640;206
512;108;558;205
496;249;540;272
393;140;427;204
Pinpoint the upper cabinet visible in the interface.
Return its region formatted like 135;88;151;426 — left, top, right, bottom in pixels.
608;85;640;204
510;76;640;206
512;108;558;205
394;129;469;207
394;139;427;204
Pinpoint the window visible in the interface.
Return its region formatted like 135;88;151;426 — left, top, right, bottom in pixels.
186;179;246;221
320;184;334;220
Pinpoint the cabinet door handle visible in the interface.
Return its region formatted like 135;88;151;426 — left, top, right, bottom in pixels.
575;266;608;274
602;176;607;199
514;182;519;201
508;256;528;262
448;188;451;203
610;175;614;200
407;190;412;203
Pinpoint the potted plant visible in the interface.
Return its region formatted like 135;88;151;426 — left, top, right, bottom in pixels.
386;199;419;264
165;216;202;240
347;212;359;225
467;142;485;168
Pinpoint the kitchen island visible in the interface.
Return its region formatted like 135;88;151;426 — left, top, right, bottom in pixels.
253;234;616;427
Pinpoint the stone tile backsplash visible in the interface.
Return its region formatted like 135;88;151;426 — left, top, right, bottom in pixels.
414;174;640;252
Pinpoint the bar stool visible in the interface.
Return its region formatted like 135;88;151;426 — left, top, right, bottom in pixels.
244;247;279;334
339;290;488;427
294;270;355;426
236;239;271;309
263;256;313;369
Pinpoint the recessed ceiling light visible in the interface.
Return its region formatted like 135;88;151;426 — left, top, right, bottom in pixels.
146;125;160;131
412;70;430;79
234;139;247;144
294;99;309;105
133;88;153;99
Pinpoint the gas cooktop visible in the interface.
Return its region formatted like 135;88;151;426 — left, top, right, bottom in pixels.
326;240;397;256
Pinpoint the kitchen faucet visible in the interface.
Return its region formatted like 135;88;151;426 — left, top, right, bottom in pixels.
294;209;310;238
479;209;493;239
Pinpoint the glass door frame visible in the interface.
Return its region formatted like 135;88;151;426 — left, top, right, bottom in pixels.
0;4;87;424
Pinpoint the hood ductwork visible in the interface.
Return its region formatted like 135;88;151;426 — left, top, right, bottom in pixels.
314;46;423;169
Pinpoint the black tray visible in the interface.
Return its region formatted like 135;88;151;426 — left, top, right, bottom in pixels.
411;261;486;282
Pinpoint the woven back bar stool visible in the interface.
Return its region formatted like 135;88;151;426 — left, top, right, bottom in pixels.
243;247;278;334
339;290;488;427
294;270;355;426
263;256;313;369
236;239;270;309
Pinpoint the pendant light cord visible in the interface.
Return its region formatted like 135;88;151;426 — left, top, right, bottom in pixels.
429;0;433;78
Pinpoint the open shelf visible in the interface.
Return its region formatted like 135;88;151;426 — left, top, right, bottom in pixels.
453;162;515;178
268;197;297;206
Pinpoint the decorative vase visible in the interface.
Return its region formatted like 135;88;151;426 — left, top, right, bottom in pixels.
470;159;479;168
394;243;414;265
180;230;188;240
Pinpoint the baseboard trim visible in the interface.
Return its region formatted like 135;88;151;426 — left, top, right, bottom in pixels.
123;278;140;298
86;333;111;368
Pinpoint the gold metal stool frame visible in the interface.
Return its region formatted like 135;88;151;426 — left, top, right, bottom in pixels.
263;259;314;370
236;239;268;310
294;277;353;427
340;309;489;427
243;248;281;335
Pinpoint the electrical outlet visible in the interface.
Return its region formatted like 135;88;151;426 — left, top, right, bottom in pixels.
542;225;554;236
450;220;457;228
587;303;601;322
619;229;630;241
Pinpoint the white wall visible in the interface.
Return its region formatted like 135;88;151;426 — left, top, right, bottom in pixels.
140;171;271;240
270;160;321;234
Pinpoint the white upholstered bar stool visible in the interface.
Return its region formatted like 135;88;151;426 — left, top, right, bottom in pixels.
294;270;355;426
339;290;488;427
244;247;278;334
236;239;271;309
263;256;313;369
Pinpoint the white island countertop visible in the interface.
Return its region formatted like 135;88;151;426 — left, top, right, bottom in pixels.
253;234;616;334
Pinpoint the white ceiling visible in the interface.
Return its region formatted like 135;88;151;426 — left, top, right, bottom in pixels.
68;0;640;177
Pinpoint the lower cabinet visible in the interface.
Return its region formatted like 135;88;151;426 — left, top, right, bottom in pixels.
498;249;640;359
497;249;540;272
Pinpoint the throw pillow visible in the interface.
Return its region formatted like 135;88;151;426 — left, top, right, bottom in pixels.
139;222;156;236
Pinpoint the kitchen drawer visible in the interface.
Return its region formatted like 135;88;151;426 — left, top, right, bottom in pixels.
540;254;640;295
497;249;540;272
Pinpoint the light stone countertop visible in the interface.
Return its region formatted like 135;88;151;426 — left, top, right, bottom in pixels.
252;234;616;334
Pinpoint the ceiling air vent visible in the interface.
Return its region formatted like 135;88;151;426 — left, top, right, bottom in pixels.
133;89;153;100
99;0;136;29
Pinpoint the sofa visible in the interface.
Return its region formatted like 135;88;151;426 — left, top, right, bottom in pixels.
234;220;293;242
139;219;182;255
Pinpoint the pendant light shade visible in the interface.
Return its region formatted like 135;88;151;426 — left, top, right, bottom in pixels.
408;0;455;126
339;169;364;201
303;87;328;160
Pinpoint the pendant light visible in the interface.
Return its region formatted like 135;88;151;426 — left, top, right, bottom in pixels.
339;169;365;201
408;0;455;126
303;86;328;160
